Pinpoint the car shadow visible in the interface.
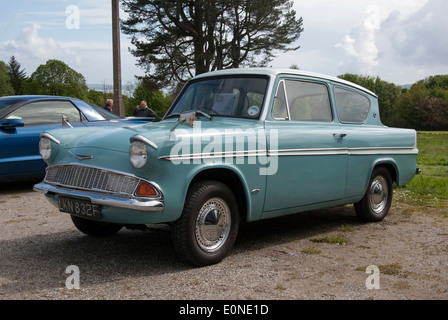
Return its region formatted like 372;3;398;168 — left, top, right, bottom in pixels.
0;203;363;297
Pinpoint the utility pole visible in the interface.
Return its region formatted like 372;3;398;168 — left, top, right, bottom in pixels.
112;0;124;116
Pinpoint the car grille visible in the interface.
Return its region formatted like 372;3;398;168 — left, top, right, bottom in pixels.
44;164;140;196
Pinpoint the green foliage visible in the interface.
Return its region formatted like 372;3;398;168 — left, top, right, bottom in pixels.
23;59;89;99
0;61;14;97
395;131;448;207
7;56;27;95
86;89;105;107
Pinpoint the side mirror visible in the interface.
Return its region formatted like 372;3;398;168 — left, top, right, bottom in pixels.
0;118;25;130
62;115;73;128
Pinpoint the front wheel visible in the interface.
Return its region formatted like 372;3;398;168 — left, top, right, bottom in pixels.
354;167;393;222
172;181;240;266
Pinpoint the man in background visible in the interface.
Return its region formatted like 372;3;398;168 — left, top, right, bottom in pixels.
133;100;157;118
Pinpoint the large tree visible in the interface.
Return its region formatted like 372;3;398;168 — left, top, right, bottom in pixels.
122;0;303;88
0;61;14;97
8;56;27;95
24;59;88;98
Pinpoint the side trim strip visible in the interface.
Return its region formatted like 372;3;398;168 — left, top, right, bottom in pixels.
159;147;418;160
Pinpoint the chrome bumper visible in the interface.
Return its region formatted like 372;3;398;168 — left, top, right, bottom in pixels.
34;182;164;212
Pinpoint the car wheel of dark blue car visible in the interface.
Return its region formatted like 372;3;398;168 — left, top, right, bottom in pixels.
172;180;240;266
71;215;123;236
354;167;393;222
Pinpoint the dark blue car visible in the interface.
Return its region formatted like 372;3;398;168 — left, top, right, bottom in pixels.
0;95;152;182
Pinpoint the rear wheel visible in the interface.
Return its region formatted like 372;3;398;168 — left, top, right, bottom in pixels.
354;167;393;222
71;215;123;236
172;180;240;266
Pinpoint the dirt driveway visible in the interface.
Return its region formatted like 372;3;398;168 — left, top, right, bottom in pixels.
0;181;447;301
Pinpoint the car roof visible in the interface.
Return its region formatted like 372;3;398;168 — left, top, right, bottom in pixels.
0;95;76;102
193;68;377;97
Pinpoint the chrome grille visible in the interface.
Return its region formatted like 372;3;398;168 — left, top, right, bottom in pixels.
44;165;140;196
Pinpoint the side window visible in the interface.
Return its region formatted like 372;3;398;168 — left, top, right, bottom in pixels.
272;81;289;120
7;101;82;126
285;80;332;122
334;87;370;123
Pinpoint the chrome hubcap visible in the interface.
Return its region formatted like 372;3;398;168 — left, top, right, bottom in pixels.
195;197;231;252
369;176;388;214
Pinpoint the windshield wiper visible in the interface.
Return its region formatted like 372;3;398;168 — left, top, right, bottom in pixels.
194;110;212;120
166;110;212;120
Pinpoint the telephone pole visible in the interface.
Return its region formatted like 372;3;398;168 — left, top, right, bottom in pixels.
112;0;124;116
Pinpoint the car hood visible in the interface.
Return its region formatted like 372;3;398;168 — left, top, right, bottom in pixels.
44;117;265;158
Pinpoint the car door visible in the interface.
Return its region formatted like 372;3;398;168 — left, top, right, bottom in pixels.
0;100;87;180
263;78;348;212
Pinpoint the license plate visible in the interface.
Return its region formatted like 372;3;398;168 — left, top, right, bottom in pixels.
58;197;102;220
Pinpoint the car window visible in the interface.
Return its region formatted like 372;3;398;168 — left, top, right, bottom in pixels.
272;80;289;120
286;80;332;122
6;100;82;126
272;79;332;122
334;87;370;123
167;76;268;118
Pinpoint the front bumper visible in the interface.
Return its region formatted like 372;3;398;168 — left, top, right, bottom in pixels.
34;182;164;211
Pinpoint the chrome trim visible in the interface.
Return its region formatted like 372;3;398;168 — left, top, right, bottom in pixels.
34;182;164;211
40;132;60;145
42;164;164;200
131;135;158;150
159;146;418;161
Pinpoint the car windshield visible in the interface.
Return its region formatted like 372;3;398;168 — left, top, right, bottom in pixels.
166;75;269;119
87;102;122;120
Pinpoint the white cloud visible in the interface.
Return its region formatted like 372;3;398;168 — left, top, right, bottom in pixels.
335;5;381;74
0;23;77;61
381;0;448;66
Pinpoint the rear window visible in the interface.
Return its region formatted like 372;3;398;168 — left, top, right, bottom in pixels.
334;87;370;123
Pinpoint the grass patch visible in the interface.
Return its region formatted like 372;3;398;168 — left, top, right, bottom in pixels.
395;131;448;208
301;247;321;254
310;235;348;245
340;224;354;232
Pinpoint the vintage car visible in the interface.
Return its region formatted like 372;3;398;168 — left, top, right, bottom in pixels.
34;68;419;266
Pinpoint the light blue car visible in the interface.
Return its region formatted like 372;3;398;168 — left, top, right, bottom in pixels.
34;68;419;266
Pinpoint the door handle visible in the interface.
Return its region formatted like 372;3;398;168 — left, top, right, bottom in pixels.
333;133;347;139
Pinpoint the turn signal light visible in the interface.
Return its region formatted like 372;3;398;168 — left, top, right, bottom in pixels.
136;182;157;196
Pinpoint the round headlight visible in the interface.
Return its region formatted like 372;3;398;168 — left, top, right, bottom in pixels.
129;141;148;169
39;137;52;160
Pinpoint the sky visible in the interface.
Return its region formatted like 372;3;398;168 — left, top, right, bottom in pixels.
0;0;447;88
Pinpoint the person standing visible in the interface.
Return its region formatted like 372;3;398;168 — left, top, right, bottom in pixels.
133;100;157;118
103;99;113;112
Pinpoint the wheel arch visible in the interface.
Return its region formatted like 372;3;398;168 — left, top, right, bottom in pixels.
371;160;398;185
189;168;249;223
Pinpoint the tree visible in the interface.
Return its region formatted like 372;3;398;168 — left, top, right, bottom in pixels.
7;56;27;95
122;0;303;88
0;61;14;96
24;59;89;98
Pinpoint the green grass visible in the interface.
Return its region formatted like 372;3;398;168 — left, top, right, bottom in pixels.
395;131;448;207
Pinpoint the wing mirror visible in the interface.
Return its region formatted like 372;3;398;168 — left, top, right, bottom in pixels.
0;118;25;130
62;115;73;128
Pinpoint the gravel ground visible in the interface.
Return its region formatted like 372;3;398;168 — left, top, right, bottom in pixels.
1;181;447;301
